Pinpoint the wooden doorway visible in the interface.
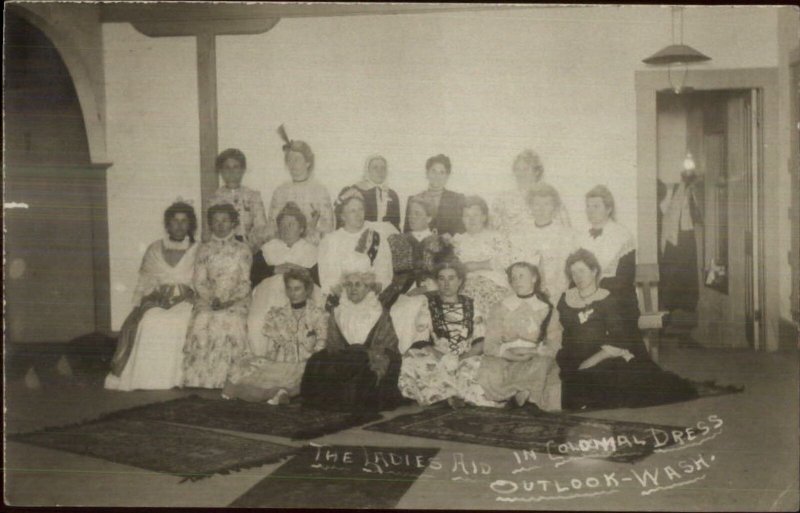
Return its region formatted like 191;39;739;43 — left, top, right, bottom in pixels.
4;11;111;343
656;90;764;349
635;67;780;351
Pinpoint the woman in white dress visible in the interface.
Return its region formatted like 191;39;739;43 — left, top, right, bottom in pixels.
248;202;322;356
510;183;577;303
105;201;199;391
317;188;396;300
267;126;334;245
492;150;571;255
451;196;512;315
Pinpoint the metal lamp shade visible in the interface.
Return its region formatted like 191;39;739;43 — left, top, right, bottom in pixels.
642;44;711;65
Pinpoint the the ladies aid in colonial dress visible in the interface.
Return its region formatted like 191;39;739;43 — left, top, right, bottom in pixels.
106;202;199;391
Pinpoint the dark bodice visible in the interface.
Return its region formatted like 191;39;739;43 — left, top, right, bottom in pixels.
556;293;648;374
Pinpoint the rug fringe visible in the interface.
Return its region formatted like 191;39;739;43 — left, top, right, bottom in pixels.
178;449;297;483
291;413;382;440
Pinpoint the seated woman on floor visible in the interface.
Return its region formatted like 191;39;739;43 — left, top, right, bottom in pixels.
451;195;513;315
248;202;321;356
223;268;327;405
556;248;698;410
106;201;199;391
183;203;253;389
478;262;562;410
300;253;403;413
398;258;499;408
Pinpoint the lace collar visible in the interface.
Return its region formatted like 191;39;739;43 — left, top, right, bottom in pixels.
410;228;432;242
564;287;609;309
211;232;236;243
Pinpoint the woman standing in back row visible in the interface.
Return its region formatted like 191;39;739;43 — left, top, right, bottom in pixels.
267;126;334;245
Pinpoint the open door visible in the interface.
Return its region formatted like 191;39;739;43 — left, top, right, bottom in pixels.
657;89;763;349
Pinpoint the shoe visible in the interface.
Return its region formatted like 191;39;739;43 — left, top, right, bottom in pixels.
514;390;530;407
447;396;466;409
268;389;290;406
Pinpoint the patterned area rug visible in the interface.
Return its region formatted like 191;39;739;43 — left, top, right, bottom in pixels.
104;395;382;440
365;406;686;463
230;444;440;508
8;418;297;481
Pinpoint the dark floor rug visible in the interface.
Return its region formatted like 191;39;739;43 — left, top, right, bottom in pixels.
230;444;440;508
8;418;297;481
691;379;745;398
365;405;686;463
103;394;382;440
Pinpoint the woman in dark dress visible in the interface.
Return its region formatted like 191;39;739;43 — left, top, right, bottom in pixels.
336;155;401;231
300;253;402;413
403;154;466;237
556;249;697;410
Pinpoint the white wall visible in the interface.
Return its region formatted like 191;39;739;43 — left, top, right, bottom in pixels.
104;23;200;327
104;5;782;328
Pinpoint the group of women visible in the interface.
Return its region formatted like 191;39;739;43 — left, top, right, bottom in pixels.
106;131;698;413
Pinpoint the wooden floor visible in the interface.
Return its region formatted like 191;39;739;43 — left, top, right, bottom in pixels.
4;344;799;510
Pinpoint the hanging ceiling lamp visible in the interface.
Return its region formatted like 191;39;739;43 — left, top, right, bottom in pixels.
642;6;711;93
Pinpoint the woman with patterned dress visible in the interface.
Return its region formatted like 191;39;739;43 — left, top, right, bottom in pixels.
317;188;396;299
183;203;253;389
404;154;466;237
577;185;639;326
267;127;334;245
451;196;512;315
399;259;499;408
248;203;321;356
556;249;698;410
492;150;571;254
223;269;327;404
106;202;199;391
382;197;445;307
478;262;563;410
209;148;268;252
510;183;578;303
300;253;403;413
337;154;401;232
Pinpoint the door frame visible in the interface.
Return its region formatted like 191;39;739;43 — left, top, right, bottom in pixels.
635;67;780;351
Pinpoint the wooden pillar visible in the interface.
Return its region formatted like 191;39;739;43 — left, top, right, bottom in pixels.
197;31;219;240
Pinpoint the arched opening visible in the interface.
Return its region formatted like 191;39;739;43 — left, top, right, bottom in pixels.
4;10;111;343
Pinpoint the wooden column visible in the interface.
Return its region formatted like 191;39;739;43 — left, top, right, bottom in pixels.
197;31;219;240
113;6;280;236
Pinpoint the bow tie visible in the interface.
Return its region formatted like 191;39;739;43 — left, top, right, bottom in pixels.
589;228;603;239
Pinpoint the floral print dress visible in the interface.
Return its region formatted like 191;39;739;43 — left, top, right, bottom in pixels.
224;301;328;401
183;235;252;388
452;230;512;315
399;293;500;407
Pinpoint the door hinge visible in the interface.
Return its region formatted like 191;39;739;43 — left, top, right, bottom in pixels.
754;309;762;322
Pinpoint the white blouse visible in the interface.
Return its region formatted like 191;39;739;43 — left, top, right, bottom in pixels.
261;237;318;268
317;222;396;295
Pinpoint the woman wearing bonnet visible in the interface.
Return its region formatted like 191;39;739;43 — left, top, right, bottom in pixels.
299;252;403;413
337;154;401;232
